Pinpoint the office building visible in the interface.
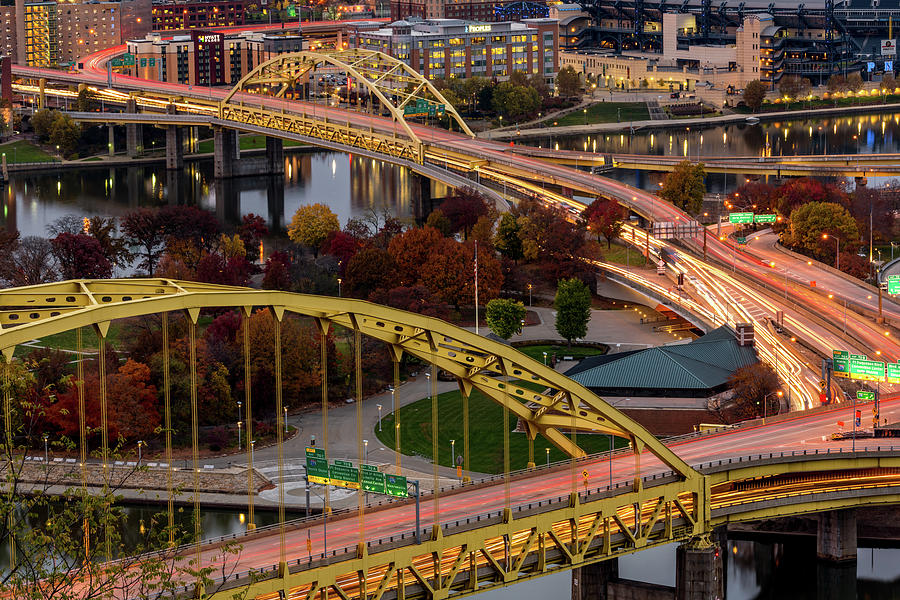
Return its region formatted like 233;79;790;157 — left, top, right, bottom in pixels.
0;4;16;62
151;0;248;30
349;17;559;81
390;0;547;23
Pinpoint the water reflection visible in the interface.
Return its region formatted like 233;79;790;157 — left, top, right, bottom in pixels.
1;151;441;239
541;112;900;159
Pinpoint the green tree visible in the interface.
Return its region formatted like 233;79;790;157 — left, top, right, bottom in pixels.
554;278;591;346
485;298;527;340
30;108;57;141
787;201;860;260
75;87;99;112
494;212;524;261
49;113;80;158
425;209;452;236
287;203;340;257
555;66;582;98
659;160;706;214
742;80;767;112
492;82;540;120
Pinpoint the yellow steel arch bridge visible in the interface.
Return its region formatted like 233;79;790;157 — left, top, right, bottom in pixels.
2;281;900;600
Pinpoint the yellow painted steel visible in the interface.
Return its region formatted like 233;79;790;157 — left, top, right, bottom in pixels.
0;280;697;478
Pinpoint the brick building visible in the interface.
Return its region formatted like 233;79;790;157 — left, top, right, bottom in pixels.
151;0;248;30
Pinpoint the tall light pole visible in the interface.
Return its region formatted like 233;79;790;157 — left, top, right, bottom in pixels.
545;447;550;467
137;440;145;464
450;439;455;468
822;233;840;271
528;283;533;307
43;433;49;463
337;278;342;297
363;439;369;463
377;404;383;432
761;390;783;423
390;387;395;423
284;406;288;433
237;421;242;450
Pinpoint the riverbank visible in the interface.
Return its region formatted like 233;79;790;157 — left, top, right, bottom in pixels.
3;142;319;174
483;100;900;141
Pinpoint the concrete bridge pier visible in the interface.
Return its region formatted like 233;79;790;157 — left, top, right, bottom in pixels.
125;99;143;158
571;558;618;600
817;509;857;562
214;127;238;178
166;126;184;170
266;137;284;175
675;537;723;600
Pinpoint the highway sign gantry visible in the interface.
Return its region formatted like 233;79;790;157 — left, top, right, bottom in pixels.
728;212;754;224
754;214;777;223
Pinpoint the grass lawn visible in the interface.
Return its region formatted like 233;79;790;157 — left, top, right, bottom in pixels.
196;135;307;154
375;381;624;474
600;243;644;267
514;344;606;363
549;102;650;127
0;140;57;163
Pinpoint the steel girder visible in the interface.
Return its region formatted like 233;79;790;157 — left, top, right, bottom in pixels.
221;49;475;147
0;280;699;481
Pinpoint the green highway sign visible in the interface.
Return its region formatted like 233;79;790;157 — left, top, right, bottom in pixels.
856;390;876;400
889;275;900;295
305;447;329;484
110;59;124;67
833;357;849;377
887;362;900;383
754;214;777;223
403;99;445;118
334;459;353;467
729;212;754;224
849;357;885;382
329;463;360;490
735;236;747;245
850;353;866;360
361;468;385;494
384;473;408;498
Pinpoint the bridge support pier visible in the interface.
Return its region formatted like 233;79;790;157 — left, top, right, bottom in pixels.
817;509;857;562
675;537;722;600
214;127;239;178
125;99;143;158
266;137;284;175
572;558;618;600
165;126;184;170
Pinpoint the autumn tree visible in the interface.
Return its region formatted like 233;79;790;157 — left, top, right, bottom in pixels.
554;278;591;347
50;232;112;279
882;73;898;92
773;178;848;216
387;226;448;286
368;285;449;319
262;251;293;290
419;242;502;309
0;236;58;286
288;203;340;257
556;66;582;98
742;80;767;112
725;362;780;422
121;208;168;275
827;74;847;93
847;72;864;92
582;197;625;248
514;198;590;262
486;298;526;340
425;209;452;236
778;75;811;99
239;213;269;262
440;187;491;240
732;182;777;214
344;245;398;298
786;201;860;260
30;108;57;140
494;212;524;261
659;160;706;214
49;113;81;158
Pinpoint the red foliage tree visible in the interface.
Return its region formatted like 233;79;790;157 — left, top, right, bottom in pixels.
440;187;491;239
582;197;625;248
387;226;449;286
45;359;160;442
195;252;252;286
262;251;293;290
50;233;112;279
320;230;363;272
368;285;450;319
731;182;778;213
239;213;269;261
343;246;398;298
419;241;502;309
773;178;848;216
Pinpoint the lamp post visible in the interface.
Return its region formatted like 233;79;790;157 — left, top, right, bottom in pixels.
284;406;288;433
237;421;242;450
822;233;840;271
528;283;533;307
377;404;383;432
761;390;783;423
137;440;145;464
542;351;547;365
450;439;455;468
583;108;587;125
337;278;342;297
43;433;49;463
390;387;395;423
363;439;369;463
545;447;550;467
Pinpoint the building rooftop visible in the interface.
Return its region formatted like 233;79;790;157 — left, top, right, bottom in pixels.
565;326;758;392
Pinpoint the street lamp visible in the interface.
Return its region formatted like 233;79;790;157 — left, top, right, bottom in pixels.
527;283;533;307
450;439;455;468
43;433;49;463
542;351;547;365
545;447;550;467
137;440;145;464
284;406;288;433
822;233;840;271
237;421;242;450
363;439;369;463
337;278;342;297
390;387;396;423
377;404;383;432
760;390;783;423
583;108;587;125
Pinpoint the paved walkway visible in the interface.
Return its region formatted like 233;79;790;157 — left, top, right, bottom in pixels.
207;305;675;510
